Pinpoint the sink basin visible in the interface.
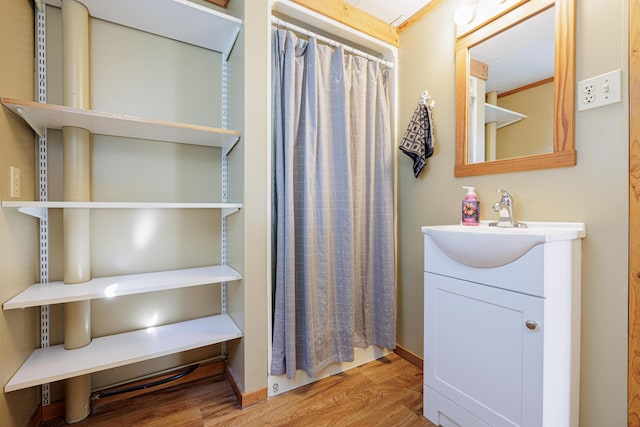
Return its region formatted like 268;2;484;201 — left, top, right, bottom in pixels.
421;221;586;268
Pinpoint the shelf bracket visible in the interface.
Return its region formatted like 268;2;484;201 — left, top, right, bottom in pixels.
223;136;240;157
223;26;242;61
222;207;239;218
18;206;48;220
5;104;46;138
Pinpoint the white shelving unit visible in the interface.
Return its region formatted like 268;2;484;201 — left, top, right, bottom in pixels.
3;0;243;394
484;103;526;128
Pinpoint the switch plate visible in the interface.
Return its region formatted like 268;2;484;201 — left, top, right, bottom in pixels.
577;69;622;111
10;166;20;198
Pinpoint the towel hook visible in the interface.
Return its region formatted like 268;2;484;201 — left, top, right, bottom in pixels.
421;91;430;105
421;90;435;110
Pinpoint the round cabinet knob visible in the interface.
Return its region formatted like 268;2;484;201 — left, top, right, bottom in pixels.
525;320;538;331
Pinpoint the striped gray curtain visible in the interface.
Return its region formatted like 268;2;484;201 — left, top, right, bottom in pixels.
271;29;395;379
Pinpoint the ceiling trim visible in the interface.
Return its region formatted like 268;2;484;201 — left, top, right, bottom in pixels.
290;0;399;46
398;0;446;33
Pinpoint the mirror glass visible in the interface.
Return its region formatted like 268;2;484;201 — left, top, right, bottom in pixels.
455;0;576;177
467;7;554;164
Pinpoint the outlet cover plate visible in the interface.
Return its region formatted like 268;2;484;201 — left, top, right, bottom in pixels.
10;166;20;198
577;69;622;111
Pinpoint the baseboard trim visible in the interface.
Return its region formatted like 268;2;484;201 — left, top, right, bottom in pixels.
39;361;226;422
394;344;423;370
225;366;268;408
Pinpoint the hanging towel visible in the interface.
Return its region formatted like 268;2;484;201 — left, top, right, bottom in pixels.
399;102;434;178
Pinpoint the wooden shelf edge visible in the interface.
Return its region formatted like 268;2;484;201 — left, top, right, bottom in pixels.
5;314;242;392
3;265;242;310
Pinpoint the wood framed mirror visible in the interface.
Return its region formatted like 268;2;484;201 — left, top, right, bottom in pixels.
454;0;576;177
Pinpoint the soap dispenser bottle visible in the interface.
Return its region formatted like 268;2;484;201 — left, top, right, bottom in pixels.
461;186;480;226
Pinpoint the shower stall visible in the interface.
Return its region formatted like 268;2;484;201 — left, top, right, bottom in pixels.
267;0;399;396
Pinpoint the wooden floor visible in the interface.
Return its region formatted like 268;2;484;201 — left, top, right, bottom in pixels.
42;353;436;426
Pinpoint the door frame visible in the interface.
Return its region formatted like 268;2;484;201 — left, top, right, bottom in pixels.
629;0;640;423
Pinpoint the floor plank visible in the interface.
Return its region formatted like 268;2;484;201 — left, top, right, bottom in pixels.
41;353;436;426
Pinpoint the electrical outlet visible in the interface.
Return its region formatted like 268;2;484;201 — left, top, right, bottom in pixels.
10;166;20;198
578;69;622;111
583;83;594;94
582;83;595;105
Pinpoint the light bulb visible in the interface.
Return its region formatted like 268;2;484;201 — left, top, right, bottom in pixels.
454;4;476;25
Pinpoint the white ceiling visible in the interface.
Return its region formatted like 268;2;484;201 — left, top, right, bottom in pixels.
343;0;432;26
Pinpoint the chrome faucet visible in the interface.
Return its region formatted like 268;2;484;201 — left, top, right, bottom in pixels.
489;189;527;228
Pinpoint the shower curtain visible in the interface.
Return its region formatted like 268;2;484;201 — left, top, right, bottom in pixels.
271;29;395;379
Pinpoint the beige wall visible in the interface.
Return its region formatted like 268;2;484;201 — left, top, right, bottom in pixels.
225;0;270;394
398;0;628;425
496;81;554;159
241;0;270;393
0;2;39;426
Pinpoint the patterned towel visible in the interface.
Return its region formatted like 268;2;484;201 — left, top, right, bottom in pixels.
399;102;434;178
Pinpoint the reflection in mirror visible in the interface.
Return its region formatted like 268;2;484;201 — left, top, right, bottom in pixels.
455;0;576;177
468;7;554;164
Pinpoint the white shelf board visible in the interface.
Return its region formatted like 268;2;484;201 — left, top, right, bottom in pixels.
484;103;527;128
43;0;242;57
2;201;243;210
5;314;242;392
4;265;241;310
1;98;241;149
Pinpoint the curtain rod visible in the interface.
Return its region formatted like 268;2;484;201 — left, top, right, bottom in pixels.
271;17;394;68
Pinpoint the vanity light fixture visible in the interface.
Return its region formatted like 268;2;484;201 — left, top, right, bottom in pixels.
454;2;477;26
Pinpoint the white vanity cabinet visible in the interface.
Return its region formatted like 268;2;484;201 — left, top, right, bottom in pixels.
422;223;585;427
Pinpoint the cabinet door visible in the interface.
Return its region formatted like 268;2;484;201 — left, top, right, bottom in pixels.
424;273;543;427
